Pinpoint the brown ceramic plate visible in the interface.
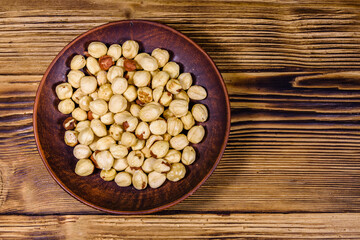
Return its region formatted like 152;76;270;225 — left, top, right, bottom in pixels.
33;20;230;214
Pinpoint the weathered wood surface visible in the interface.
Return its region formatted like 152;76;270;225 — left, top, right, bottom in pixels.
2;0;360;238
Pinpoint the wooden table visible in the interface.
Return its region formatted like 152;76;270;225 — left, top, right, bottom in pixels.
2;0;360;238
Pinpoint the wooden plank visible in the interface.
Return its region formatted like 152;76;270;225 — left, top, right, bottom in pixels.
0;213;360;239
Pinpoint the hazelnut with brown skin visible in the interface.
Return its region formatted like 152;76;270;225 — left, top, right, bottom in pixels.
99;55;114;70
63;117;77;130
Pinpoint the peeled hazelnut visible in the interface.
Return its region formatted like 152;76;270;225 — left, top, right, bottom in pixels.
75;120;90;132
163;61;180;79
152;86;163;103
122;116;138;132
95;150;114;170
130;104;141;117
166;162;186;182
107;44;122;61
152;71;170;89
123;85;138;102
178;73;192;90
125;166;139;175
124;59;137;71
127;150;145;167
141;146;152;158
70;55;86;70
100;168;117;181
80;76;97;94
86;56;101;75
58;99;75;114
111;77;128;95
132;170;147;190
109;94;128;114
88;41;107;58
181;111;195;130
192;104;208;122
132;139;145;151
79;96;92;111
165;149;181;163
75;159;94;176
137;87;153;103
73;144;92;159
110;144;128;159
151;69;160;78
142;157;156;173
67;70;85;88
98;83;113;101
64;130;78;147
56;83;73;100
150;140;169;158
159;91;172;107
153;159;171;173
163;109;175;120
88;110;99;120
135;122;151;140
169;99;188;118
134;52;149;63
90;119;107;137
107;66;124;83
139;102;164;122
149;119;167;135
89;99;108;116
148;171;166;189
72;107;87;121
163;133;172;141
121;132;137;147
169;134;189;150
63;117;77;130
166;79;182;95
122;40;139;59
151;48;170;68
109;123;123;141
187;85;207;100
96;70;108;86
182;146;196;165
78;127;94;145
138;55;158;71
133;71;151;87
96;136;116;151
116;57;125;67
146;135;164;149
89;137;99;152
115;172;132;187
114;111;132;125
72;88;85;104
174;90;190;103
113;158;128;171
187;125;205;144
167;117;183;136
99;55;114;70
125;71;136;84
89;91;99;101
100;112;114;125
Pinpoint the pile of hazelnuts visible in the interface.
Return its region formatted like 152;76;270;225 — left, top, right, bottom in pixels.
56;40;208;190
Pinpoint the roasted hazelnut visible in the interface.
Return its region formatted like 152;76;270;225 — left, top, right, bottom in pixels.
130;104;141;117
192;104;208;122
137;87;153;103
96;70;108;86
107;66;124;83
124;59;137;71
182;146;196;165
75;159;94;176
78;127;94;145
110;144;128;159
88;41;107;58
181;111;195;130
96;136;116;151
132;139;145;151
165;149;181;163
72;107;87;121
67;70;85;88
163;61;180;79
150;140;169;158
121;132;137;147
166;79;182;95
90;119;107;137
70;55;86;70
127;150;145;167
135;122;151;140
187;125;205;144
111;77;128;95
138;55;158;71
58;99;75;114
132;170;147;190
142;157;156;173
178;72;192;90
167;117;183;136
99;55;114;70
133;70;151;87
169;99;188;118
163;109;175;120
151;71;169;89
153;159;171;173
187;85;207;100
152;86;163;103
100;168;117;181
122;40;139;59
98;83;113;101
166;162;186;182
80;76;97;94
139;102;164;122
79;96;92;111
63;117;77;130
113;158;128;171
109;123;123;141
100;112;114;125
64;130;78;147
146;135;164;149
122;116;138;132
107;44;122;61
86;56;101;75
174;90;190;103
159;91;172;107
72;88;85;104
148;171;166;189
56;83;73;100
123;85;138;102
75;120;90;132
114;111;132;125
73;144;92;159
89;99;108;116
134;52;149;64
95;150;114;170
115;172;132;187
163;133;172;141
169;134;189;150
149;119;167;135
109;94;128;113
151;48;170;68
